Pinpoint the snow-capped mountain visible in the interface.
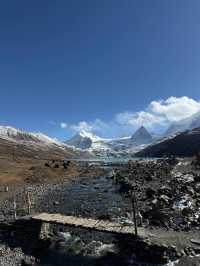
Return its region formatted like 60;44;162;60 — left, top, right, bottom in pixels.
0;125;155;158
165;110;200;136
66;131;101;150
0;125;89;159
65;130;111;151
66;127;154;154
0;125;61;145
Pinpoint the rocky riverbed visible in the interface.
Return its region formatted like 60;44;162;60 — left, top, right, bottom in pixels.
113;158;200;231
0;158;199;265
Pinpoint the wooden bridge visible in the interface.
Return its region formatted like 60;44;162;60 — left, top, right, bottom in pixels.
21;212;200;252
30;213;145;236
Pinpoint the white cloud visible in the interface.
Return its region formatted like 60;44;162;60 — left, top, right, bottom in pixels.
116;96;200;130
149;96;200;122
116;111;166;129
59;96;200;137
70;121;93;132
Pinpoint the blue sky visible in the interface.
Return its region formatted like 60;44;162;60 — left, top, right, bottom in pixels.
1;1;200;139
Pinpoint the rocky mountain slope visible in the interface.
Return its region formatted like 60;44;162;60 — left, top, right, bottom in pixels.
136;127;200;157
0;126;88;160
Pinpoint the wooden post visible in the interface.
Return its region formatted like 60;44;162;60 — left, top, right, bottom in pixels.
131;188;138;236
13;199;17;220
25;191;32;215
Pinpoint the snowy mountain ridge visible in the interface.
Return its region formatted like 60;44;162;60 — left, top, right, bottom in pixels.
165;110;200;136
0;125;61;145
66;127;155;155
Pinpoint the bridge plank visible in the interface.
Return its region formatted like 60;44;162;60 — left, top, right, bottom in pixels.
31;213;137;235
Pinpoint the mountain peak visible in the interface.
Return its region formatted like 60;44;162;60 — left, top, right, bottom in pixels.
78;130;101;141
132;126;151;137
137;126;148;132
66;131;93;150
131;126;153;145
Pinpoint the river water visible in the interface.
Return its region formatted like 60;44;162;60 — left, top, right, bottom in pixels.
39;170;131;221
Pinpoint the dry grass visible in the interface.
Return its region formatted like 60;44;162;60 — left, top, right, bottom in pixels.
0;137;90;186
0;156;79;186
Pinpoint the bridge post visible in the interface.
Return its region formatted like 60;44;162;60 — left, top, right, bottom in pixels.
131;188;138;236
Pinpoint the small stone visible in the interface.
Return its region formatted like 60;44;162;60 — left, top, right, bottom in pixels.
181;249;186;256
151;198;158;205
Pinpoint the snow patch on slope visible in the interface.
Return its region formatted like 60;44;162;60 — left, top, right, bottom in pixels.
0;126;62;146
165;110;200;136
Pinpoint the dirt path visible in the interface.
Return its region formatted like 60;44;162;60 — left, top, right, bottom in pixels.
144;228;200;251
